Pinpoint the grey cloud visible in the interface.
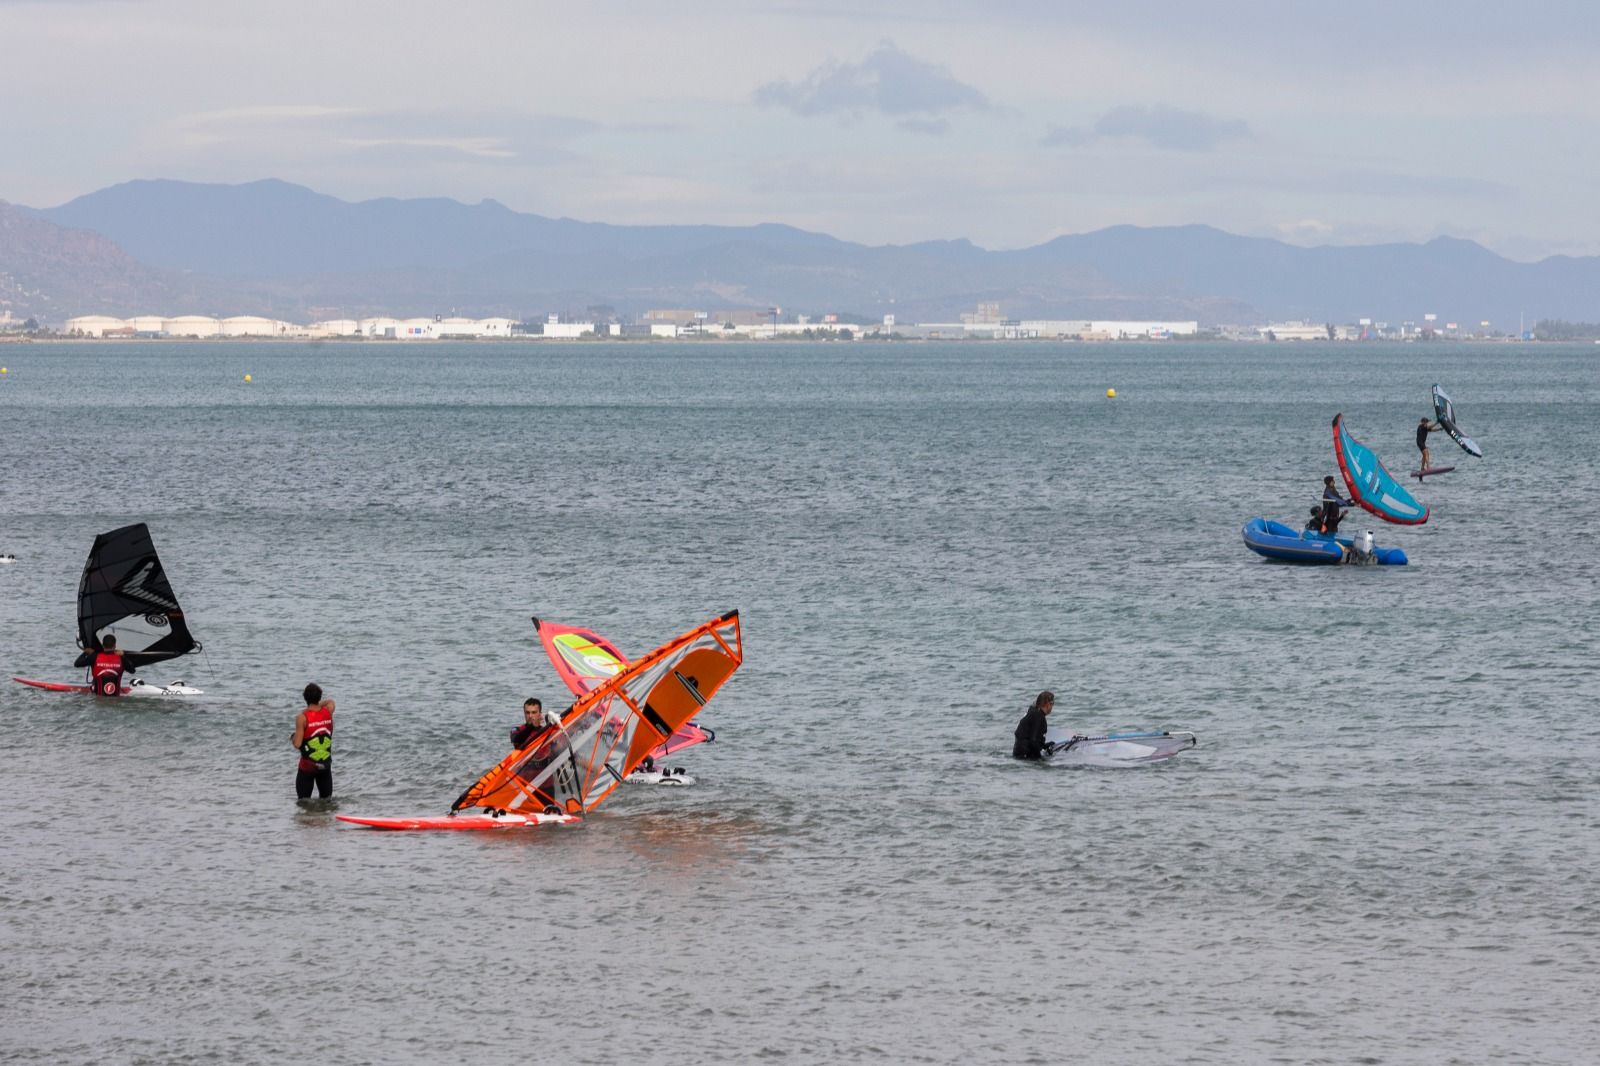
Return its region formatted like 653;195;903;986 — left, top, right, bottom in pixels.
1044;105;1252;152
754;40;990;119
897;117;950;136
173;106;602;165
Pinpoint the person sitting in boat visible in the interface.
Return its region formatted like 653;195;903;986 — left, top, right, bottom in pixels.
87;634;127;697
1305;506;1325;532
1013;691;1054;760
1320;476;1350;534
511;697;547;749
1417;417;1441;470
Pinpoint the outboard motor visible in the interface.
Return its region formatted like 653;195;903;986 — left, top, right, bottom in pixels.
1357;530;1375;556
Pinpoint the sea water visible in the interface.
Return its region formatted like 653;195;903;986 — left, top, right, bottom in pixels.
1;341;1596;1065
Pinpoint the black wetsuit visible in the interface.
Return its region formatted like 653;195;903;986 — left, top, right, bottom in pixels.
1320;485;1345;534
1417;423;1434;452
511;722;541;749
1013;705;1049;760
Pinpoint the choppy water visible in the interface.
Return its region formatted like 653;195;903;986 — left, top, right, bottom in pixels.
1;341;1597;1065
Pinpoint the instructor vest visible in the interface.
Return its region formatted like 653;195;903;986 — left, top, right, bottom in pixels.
299;705;333;767
91;651;125;696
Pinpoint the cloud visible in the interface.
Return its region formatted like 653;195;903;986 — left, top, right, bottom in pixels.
166;105;603;164
1276;218;1336;240
754;40;990;123
1044;104;1252;152
896;117;950;136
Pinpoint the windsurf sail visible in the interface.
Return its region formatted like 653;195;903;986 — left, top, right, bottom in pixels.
1432;384;1483;458
1045;730;1196;764
455;611;743;817
534;616;716;760
74;523;199;669
1333;415;1429;525
535;618;629;695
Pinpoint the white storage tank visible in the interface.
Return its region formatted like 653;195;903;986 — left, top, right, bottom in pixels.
164;315;222;337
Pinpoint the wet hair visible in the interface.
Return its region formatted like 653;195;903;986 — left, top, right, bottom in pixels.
523;697;542;711
1323;475;1336;485
102;634;117;650
1034;690;1055;709
1420;416;1430;423
1312;506;1323;515
304;682;322;705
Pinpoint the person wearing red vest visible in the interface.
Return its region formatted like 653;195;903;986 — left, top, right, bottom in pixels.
90;634;127;697
291;683;335;799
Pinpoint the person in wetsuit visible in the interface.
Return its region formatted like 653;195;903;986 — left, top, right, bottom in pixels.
1417;417;1441;470
1320;476;1351;534
291;683;335;799
1306;506;1325;532
86;633;127;697
1013;690;1054;760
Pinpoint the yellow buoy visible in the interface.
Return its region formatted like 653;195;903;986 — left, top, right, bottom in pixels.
1106;387;1117;398
1;367;8;374
243;373;253;382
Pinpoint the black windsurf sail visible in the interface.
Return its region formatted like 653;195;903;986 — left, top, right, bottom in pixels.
1432;384;1483;458
74;524;199;670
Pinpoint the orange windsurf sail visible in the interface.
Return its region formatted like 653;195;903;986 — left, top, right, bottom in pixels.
534;616;716;761
453;611;743;817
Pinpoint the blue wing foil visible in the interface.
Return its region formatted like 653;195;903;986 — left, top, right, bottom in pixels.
1333;415;1429;525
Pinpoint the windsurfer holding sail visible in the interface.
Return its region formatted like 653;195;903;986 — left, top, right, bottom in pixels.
1013;691;1053;760
1417;417;1441;471
291;683;335;800
87;634;126;697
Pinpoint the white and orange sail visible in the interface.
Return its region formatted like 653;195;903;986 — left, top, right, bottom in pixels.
452;611;743;818
534;617;715;760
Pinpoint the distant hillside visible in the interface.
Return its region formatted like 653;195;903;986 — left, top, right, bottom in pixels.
14;178;1600;324
0;201;251;319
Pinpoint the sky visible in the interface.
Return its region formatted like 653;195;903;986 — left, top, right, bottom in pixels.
4;0;1600;259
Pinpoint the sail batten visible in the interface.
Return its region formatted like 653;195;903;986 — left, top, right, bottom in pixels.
1333;415;1429;525
76;524;199;669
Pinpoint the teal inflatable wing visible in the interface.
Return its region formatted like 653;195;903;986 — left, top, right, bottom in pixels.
1333;414;1429;525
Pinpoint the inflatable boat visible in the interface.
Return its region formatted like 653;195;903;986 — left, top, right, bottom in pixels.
1241;517;1407;566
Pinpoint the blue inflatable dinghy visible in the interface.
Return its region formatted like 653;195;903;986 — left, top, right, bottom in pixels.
1241;517;1407;566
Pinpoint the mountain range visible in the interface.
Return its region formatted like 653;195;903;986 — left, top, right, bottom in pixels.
3;178;1598;326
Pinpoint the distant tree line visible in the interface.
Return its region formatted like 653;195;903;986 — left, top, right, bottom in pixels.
1534;319;1600;340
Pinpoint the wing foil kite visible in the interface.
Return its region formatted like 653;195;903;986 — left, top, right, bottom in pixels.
1432;384;1483;458
456;611;743;817
75;523;199;669
1333;415;1429;525
534;617;715;761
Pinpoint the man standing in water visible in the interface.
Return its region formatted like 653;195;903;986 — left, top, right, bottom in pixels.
1417;416;1442;471
291;683;335;799
1013;691;1054;760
